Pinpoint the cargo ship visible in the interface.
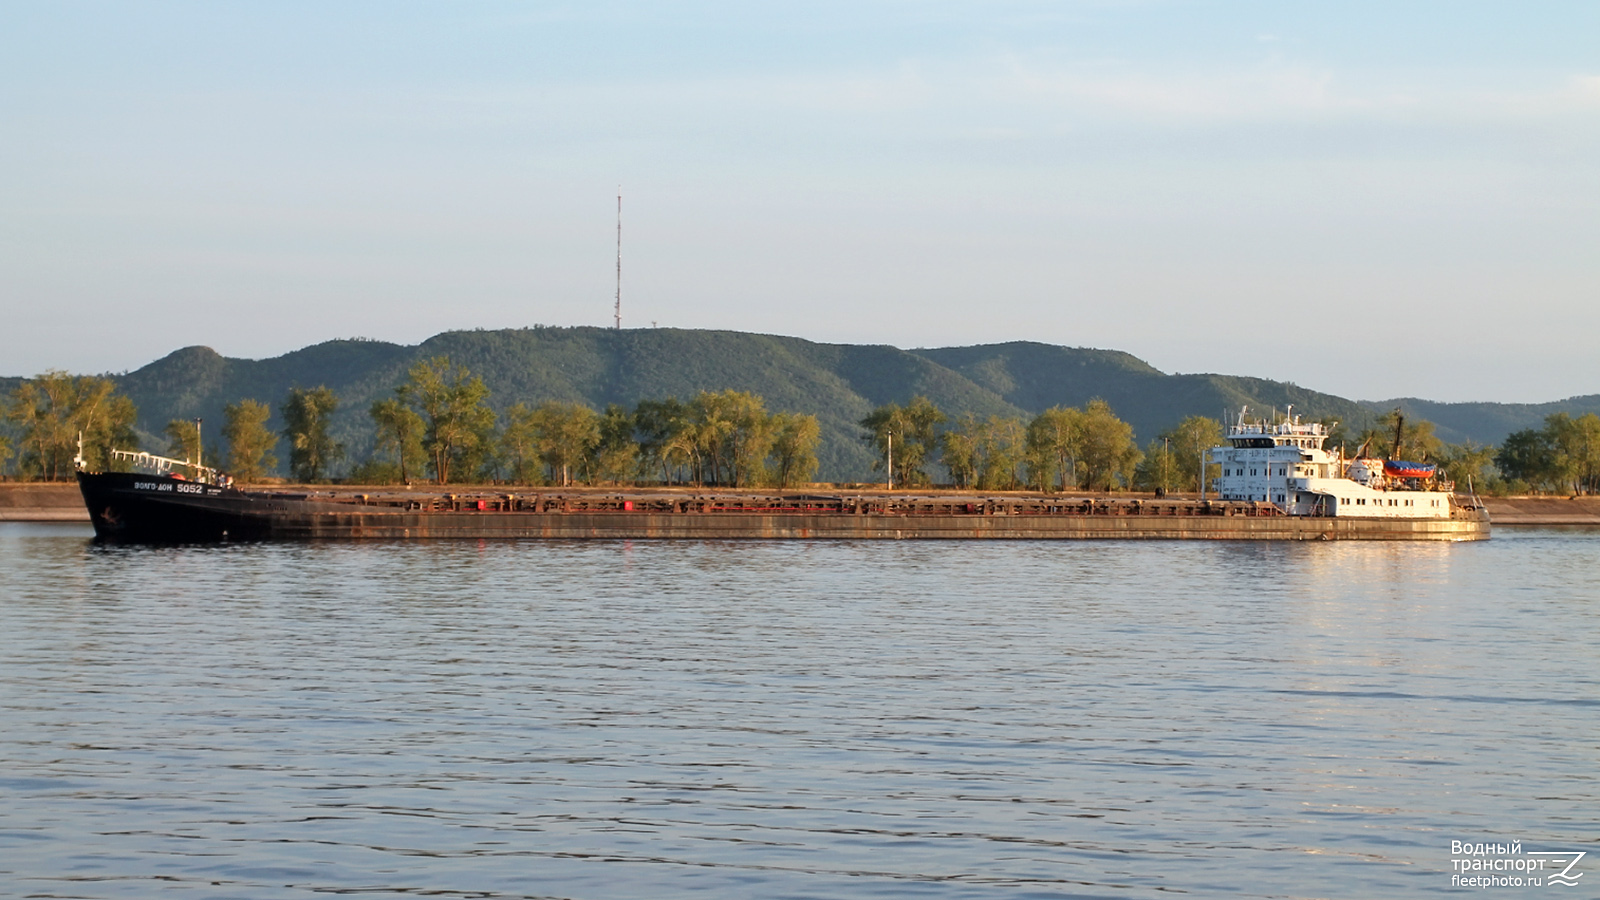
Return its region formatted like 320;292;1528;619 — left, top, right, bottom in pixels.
74;419;1489;543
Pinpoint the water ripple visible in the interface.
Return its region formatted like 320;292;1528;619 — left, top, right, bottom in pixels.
0;524;1595;898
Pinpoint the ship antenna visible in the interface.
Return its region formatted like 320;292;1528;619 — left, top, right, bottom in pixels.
614;187;622;330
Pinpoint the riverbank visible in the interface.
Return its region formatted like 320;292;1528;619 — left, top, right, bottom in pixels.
0;483;89;521
1476;496;1600;525
8;482;1596;525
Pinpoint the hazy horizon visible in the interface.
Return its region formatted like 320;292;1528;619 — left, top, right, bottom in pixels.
4;3;1597;403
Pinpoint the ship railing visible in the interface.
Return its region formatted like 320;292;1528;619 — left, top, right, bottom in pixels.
109;449;224;485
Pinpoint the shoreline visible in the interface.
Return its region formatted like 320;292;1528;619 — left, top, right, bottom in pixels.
14;481;1592;526
8;481;1596;525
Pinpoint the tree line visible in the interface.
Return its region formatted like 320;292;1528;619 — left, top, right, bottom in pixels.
857;396;1223;493
18;357;826;489
4;363;1597;495
1493;413;1600;494
1331;408;1600;496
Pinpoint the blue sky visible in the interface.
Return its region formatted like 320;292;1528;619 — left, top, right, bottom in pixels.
3;2;1597;402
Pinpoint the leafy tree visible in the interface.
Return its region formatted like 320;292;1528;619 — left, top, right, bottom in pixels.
530;401;599;486
6;371;137;480
1077;399;1141;491
8;376;76;480
1356;409;1442;461
681;390;773;487
1161;416;1223;494
688;390;738;485
499;402;543;485
1133;439;1179;493
370;395;426;485
720;391;775;488
0;434;11;479
405;357;496;484
634;398;696;484
1545;412;1600;494
1435;442;1499;494
976;415;1026;490
165;419;203;468
282;386;343;483
1496;427;1556;491
939;416;981;488
1493;413;1600;494
1024;406;1083;492
592;404;639;485
223;400;278;482
860;396;945;487
937;414;1026;490
770;413;821;488
900;396;946;485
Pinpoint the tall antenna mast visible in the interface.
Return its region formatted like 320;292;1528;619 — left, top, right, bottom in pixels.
614;187;622;330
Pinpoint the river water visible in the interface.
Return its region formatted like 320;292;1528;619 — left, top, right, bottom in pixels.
1;523;1595;899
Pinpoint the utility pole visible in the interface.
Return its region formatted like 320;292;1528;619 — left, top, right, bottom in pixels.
614;188;622;330
887;431;894;490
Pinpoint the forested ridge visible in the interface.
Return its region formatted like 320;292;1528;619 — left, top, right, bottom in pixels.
4;326;1599;483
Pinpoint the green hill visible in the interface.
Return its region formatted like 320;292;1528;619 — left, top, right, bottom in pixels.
110;328;1032;479
913;342;1374;443
1360;396;1600;446
5;327;1595;481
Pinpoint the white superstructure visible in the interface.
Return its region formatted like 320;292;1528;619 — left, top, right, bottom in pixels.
1208;408;1454;519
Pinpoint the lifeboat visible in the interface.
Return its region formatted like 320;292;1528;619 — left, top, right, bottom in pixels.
1383;460;1436;479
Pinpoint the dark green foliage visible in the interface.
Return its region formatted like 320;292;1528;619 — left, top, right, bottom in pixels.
592;404;639;484
1496;429;1553;489
369;397;425;485
860;396;946;486
633;398;694;483
1365;396;1600;446
1435;442;1500;495
282;386;342;483
63;327;1600;483
916;343;1373;451
1496;413;1600;494
164;419;201;465
1354;409;1443;461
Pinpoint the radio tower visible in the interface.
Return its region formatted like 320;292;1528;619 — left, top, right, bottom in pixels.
613;188;622;330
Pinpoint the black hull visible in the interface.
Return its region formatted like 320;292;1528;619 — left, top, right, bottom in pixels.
77;472;1490;543
77;471;336;542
